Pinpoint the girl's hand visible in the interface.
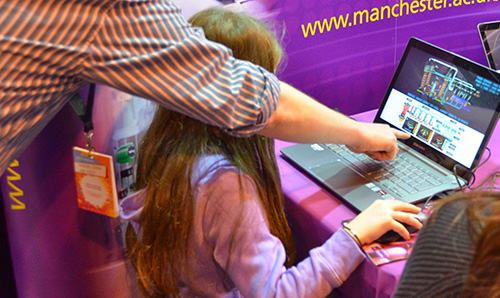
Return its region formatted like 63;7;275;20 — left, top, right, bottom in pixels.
346;200;423;245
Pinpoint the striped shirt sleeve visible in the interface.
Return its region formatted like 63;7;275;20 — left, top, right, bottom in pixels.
82;0;280;137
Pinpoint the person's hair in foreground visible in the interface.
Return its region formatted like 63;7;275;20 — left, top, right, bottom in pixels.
396;188;500;297
127;8;293;297
456;191;500;297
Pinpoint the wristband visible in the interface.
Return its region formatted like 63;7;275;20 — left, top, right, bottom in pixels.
342;225;363;247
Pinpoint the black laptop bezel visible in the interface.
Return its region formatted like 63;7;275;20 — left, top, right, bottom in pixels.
478;20;500;70
374;37;500;181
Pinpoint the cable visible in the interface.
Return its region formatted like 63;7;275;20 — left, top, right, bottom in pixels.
452;147;491;191
422;188;456;209
471;170;500;191
422;148;493;212
474;147;492;171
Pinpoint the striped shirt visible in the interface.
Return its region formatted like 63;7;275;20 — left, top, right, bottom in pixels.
0;0;280;175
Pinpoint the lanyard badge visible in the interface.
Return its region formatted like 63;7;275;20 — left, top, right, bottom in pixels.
70;84;119;217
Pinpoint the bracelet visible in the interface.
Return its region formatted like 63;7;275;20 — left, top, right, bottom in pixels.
342;225;363;247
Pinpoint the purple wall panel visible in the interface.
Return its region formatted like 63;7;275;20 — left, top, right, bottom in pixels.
275;0;500;116
1;0;499;297
0;104;138;298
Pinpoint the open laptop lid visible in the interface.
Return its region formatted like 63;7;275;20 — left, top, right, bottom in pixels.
478;20;500;70
374;37;500;182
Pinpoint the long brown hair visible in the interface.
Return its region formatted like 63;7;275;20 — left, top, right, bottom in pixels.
128;8;294;297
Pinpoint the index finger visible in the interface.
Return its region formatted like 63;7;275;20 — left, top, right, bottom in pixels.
366;145;398;160
393;128;411;140
392;202;422;214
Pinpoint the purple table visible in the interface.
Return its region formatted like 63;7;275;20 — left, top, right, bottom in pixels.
276;109;500;298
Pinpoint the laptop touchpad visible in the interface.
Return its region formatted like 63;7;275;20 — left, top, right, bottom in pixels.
310;160;370;195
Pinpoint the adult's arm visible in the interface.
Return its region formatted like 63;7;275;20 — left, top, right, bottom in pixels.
260;82;410;160
83;1;279;137
83;1;407;161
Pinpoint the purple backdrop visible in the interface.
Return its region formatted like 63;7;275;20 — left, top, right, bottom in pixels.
0;103;142;298
273;0;500;116
1;0;499;297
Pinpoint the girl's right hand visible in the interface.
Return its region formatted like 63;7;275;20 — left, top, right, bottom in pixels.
346;200;423;245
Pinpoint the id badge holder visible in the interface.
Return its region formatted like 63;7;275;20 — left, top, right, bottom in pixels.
70;86;119;217
73;132;119;217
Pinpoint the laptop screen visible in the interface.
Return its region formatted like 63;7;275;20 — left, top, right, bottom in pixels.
478;21;500;70
375;38;500;173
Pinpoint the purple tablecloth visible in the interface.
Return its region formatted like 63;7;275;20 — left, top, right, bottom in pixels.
276;109;500;298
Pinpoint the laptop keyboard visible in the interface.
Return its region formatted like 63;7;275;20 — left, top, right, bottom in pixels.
325;144;447;198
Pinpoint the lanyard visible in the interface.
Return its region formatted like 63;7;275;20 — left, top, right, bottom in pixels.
69;84;96;153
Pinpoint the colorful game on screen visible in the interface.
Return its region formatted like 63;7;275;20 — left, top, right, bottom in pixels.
380;46;500;169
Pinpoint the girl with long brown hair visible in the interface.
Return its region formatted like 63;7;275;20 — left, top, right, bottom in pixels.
120;8;422;298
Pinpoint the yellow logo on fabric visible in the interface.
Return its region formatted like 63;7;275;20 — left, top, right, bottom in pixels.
301;0;499;38
6;160;25;210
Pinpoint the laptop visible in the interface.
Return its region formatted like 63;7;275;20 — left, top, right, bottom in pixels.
281;37;500;212
478;20;500;70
